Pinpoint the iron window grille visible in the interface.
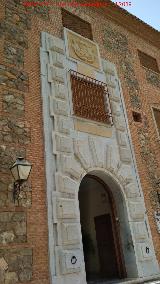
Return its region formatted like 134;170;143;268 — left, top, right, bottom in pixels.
70;70;113;125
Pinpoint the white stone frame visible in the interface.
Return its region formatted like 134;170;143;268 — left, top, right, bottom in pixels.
40;31;160;284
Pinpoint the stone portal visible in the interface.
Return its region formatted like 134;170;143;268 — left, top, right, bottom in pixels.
40;30;160;284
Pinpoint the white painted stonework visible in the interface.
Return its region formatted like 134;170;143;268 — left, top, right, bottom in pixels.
40;30;160;284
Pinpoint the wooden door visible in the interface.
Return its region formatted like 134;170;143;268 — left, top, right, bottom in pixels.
94;214;119;279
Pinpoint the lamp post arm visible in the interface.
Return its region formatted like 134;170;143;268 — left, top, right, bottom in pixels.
13;181;23;204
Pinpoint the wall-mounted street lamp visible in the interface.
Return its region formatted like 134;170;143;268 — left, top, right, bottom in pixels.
10;157;32;203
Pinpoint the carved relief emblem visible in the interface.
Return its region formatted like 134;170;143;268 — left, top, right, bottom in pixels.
66;30;101;69
71;38;95;64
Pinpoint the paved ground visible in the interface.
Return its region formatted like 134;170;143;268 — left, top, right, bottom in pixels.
88;279;160;284
88;279;132;284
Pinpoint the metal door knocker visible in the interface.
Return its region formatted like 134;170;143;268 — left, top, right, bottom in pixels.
71;255;77;265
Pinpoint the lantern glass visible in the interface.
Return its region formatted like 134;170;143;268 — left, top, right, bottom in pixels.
18;164;32;180
10;157;32;182
10;165;19;181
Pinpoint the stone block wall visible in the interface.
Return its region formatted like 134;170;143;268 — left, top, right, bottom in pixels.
0;0;160;283
0;0;59;283
0;248;32;283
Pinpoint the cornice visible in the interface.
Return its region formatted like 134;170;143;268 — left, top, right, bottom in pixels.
77;0;160;50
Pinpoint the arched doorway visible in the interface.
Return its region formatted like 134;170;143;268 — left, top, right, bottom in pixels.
79;174;127;283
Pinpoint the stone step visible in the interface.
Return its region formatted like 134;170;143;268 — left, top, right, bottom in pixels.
88;277;160;284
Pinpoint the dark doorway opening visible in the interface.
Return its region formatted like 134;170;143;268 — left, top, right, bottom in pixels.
94;214;119;279
79;175;126;283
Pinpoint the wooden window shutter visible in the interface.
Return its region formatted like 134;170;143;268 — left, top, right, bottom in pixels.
61;9;93;40
138;50;159;73
153;108;160;136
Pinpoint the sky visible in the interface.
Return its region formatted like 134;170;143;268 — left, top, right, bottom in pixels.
111;0;160;31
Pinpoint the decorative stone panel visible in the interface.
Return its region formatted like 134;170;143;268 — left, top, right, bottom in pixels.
57;154;85;180
113;115;126;132
46;35;65;54
74;138;92;170
57;223;80;245
129;201;145;220
89;137;107;168
132;222;147;240
49;51;65;68
55;174;78;195
48;65;65;83
110;101;121;116
50;97;69;117
105;74;117;89
55;116;74;135
137;242;153;261
51;83;67;100
58;249;82;274
52;133;73;154
125;183;140;198
116;131;127;147
56;198;78;219
119;147;131;164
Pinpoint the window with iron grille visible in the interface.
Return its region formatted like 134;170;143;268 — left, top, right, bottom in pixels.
70;70;112;125
61;9;93;40
138;50;159;73
152;107;160;137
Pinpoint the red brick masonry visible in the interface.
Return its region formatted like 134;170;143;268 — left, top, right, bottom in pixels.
23;1;132;7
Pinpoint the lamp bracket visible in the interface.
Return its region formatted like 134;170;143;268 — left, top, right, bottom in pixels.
13;180;23;204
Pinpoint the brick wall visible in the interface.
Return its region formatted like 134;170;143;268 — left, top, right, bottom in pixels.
0;1;160;283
